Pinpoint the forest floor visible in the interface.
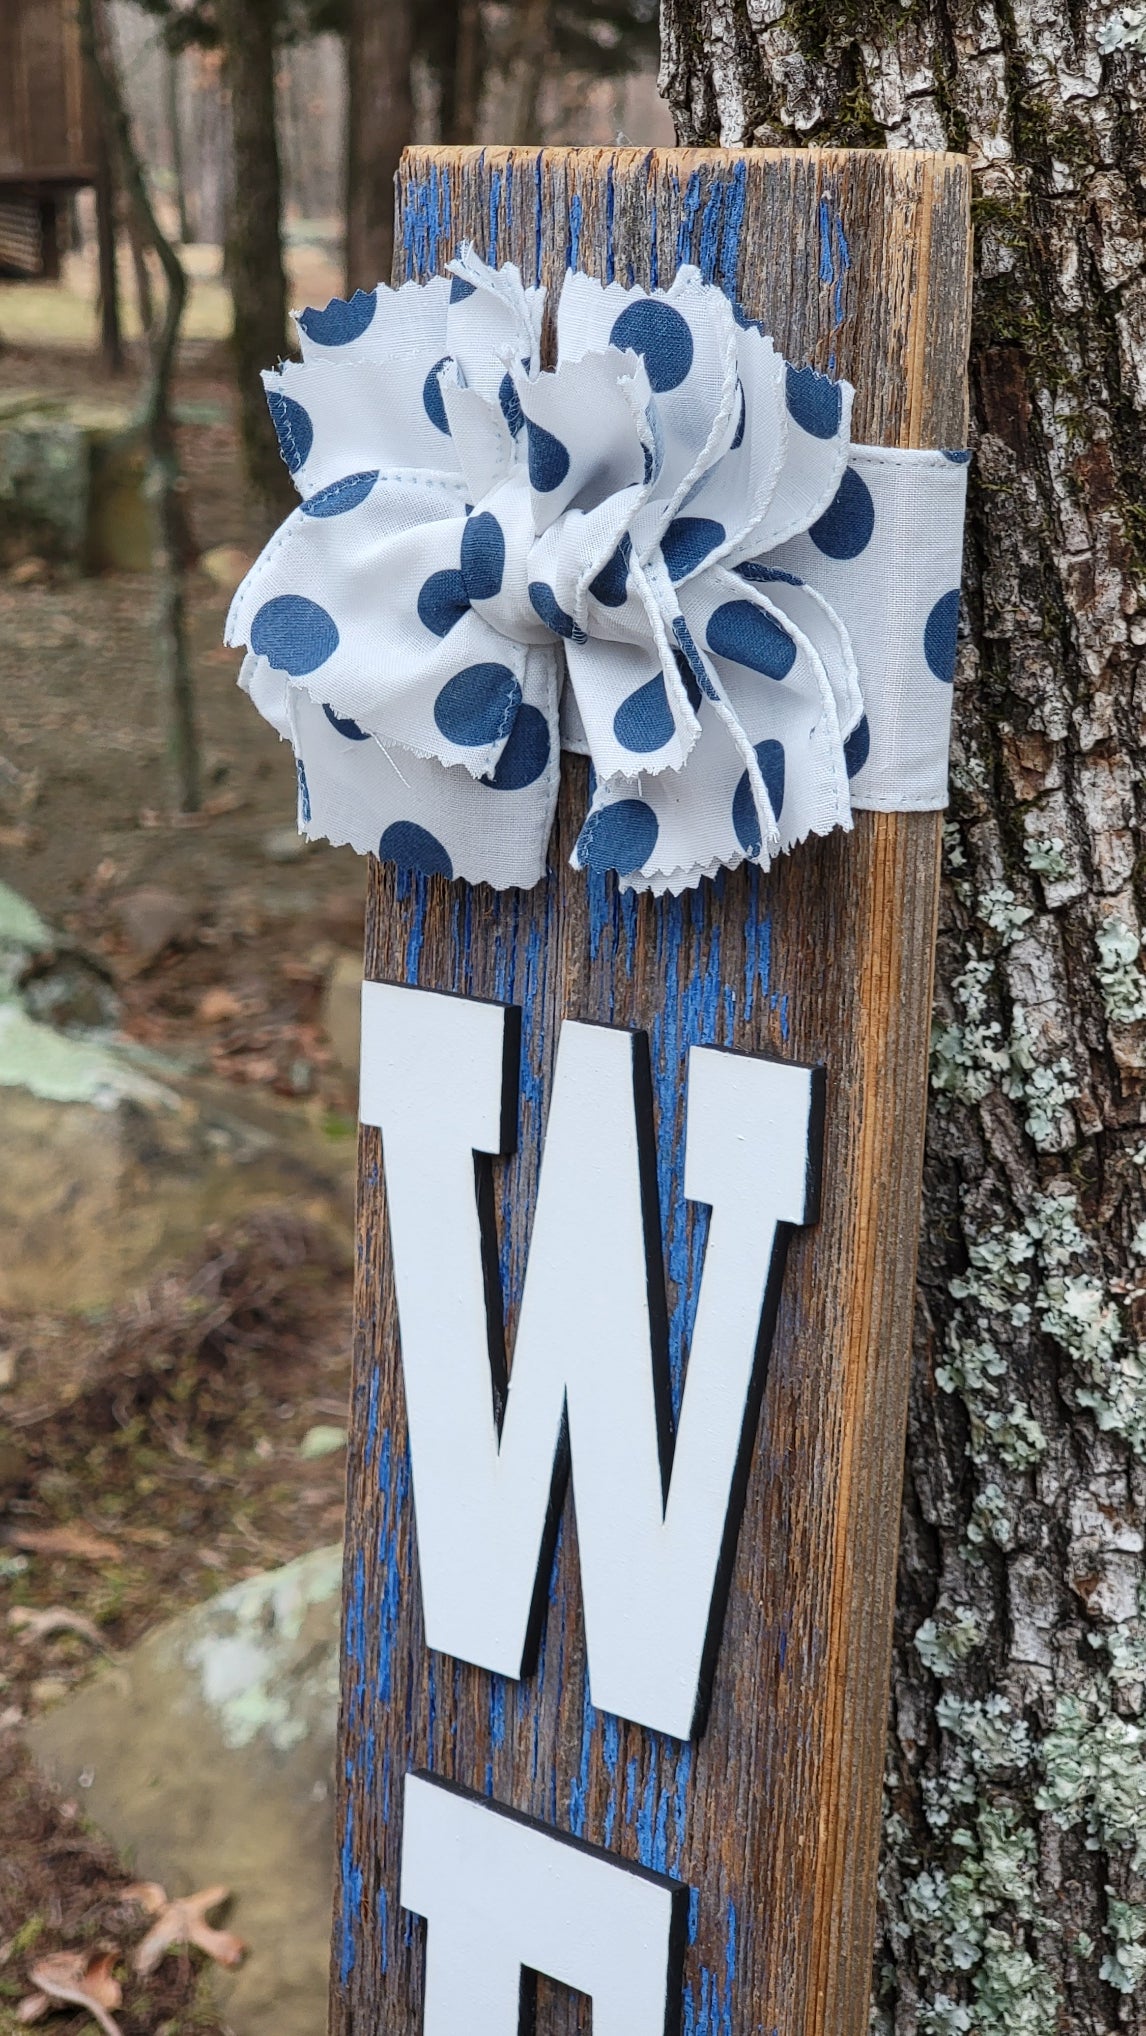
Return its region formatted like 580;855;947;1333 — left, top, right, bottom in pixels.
0;321;363;2035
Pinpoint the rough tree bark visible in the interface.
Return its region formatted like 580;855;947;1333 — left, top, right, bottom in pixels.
659;7;1146;2034
344;0;414;291
216;0;293;523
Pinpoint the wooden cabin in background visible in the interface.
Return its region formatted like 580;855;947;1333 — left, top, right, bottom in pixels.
0;0;99;278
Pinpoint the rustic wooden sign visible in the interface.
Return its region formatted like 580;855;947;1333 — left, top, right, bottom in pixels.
335;145;971;2036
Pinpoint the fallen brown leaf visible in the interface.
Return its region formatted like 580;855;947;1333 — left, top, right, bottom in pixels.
19;1951;123;2036
9;1607;105;1649
127;1884;246;1974
10;1526;123;1563
196;985;243;1024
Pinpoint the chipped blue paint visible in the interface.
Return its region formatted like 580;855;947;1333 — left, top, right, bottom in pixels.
605;163;616;282
743;881;772;1021
718;160;747;304
363;1363;380;1469
489;1674;508;1753
818;196;834;285
377;1885;389;1975
675;169;703;267
625;1755;639;1828
488;167;502;265
569;1679;595;1836
567;190;583;271
603;1713;621;1845
638;1753;660;1866
697;182;723;283
682;1898;739;2036
672;1742;693;1874
338;1803;362;1984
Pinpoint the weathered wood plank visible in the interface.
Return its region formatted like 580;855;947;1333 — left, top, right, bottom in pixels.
333;146;971;2036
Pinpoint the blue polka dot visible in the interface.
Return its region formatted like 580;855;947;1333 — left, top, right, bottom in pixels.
526;418;571;492
483;704;550;790
589;538;630;607
378;822;453;879
297;289;377;346
661;516;726;583
731;382;746;450
251;594;338;676
672;615;718;700
434;663;521;746
785;364;842;440
943;448;972;463
423;357;452;434
924;590;960;683
808;467;875;560
323;704;369;740
300;471;379;518
732;740;786;853
417;568;470;638
609;300;694;393
499;372;524;436
575;798;659;876
613;672;674;752
528;582;586;643
706;600;796;680
737;562;803;588
450;275;476;302
843;712;870;777
461;512;505;602
266;391;313;474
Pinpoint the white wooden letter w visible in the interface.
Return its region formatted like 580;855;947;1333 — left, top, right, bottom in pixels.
360;981;823;1742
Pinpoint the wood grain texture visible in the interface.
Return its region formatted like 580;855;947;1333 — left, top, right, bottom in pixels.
333;147;971;2036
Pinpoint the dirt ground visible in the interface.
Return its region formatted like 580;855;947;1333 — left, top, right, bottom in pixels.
0;327;364;2033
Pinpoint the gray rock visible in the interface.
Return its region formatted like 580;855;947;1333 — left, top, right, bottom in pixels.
29;1546;344;2036
0;881;353;1309
0;1058;355;1309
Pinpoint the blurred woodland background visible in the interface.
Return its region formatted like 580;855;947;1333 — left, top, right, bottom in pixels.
0;9;669;2035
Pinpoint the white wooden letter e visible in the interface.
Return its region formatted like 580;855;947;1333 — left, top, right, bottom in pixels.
360;980;823;1743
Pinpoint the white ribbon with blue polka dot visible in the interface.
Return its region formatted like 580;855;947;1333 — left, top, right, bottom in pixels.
227;248;969;893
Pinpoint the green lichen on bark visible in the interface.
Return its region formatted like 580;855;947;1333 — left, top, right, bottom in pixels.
660;0;1146;2025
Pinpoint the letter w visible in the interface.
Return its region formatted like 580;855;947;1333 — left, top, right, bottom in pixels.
360;982;823;1742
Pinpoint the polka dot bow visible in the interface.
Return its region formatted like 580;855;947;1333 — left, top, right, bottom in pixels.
228;249;969;892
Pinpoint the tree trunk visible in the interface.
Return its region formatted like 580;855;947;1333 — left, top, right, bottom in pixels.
92;93;123;373
660;7;1146;2033
216;0;293;524
435;0;485;145
165;43;193;246
507;0;552;142
344;0;413;290
79;0;201;814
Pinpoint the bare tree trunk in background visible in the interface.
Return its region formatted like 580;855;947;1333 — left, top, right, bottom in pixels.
507;0;551;142
216;0;293;523
660;7;1146;2034
437;0;485;145
93;101;123;372
165;43;193;245
121;188;155;340
344;0;413;290
80;0;200;814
